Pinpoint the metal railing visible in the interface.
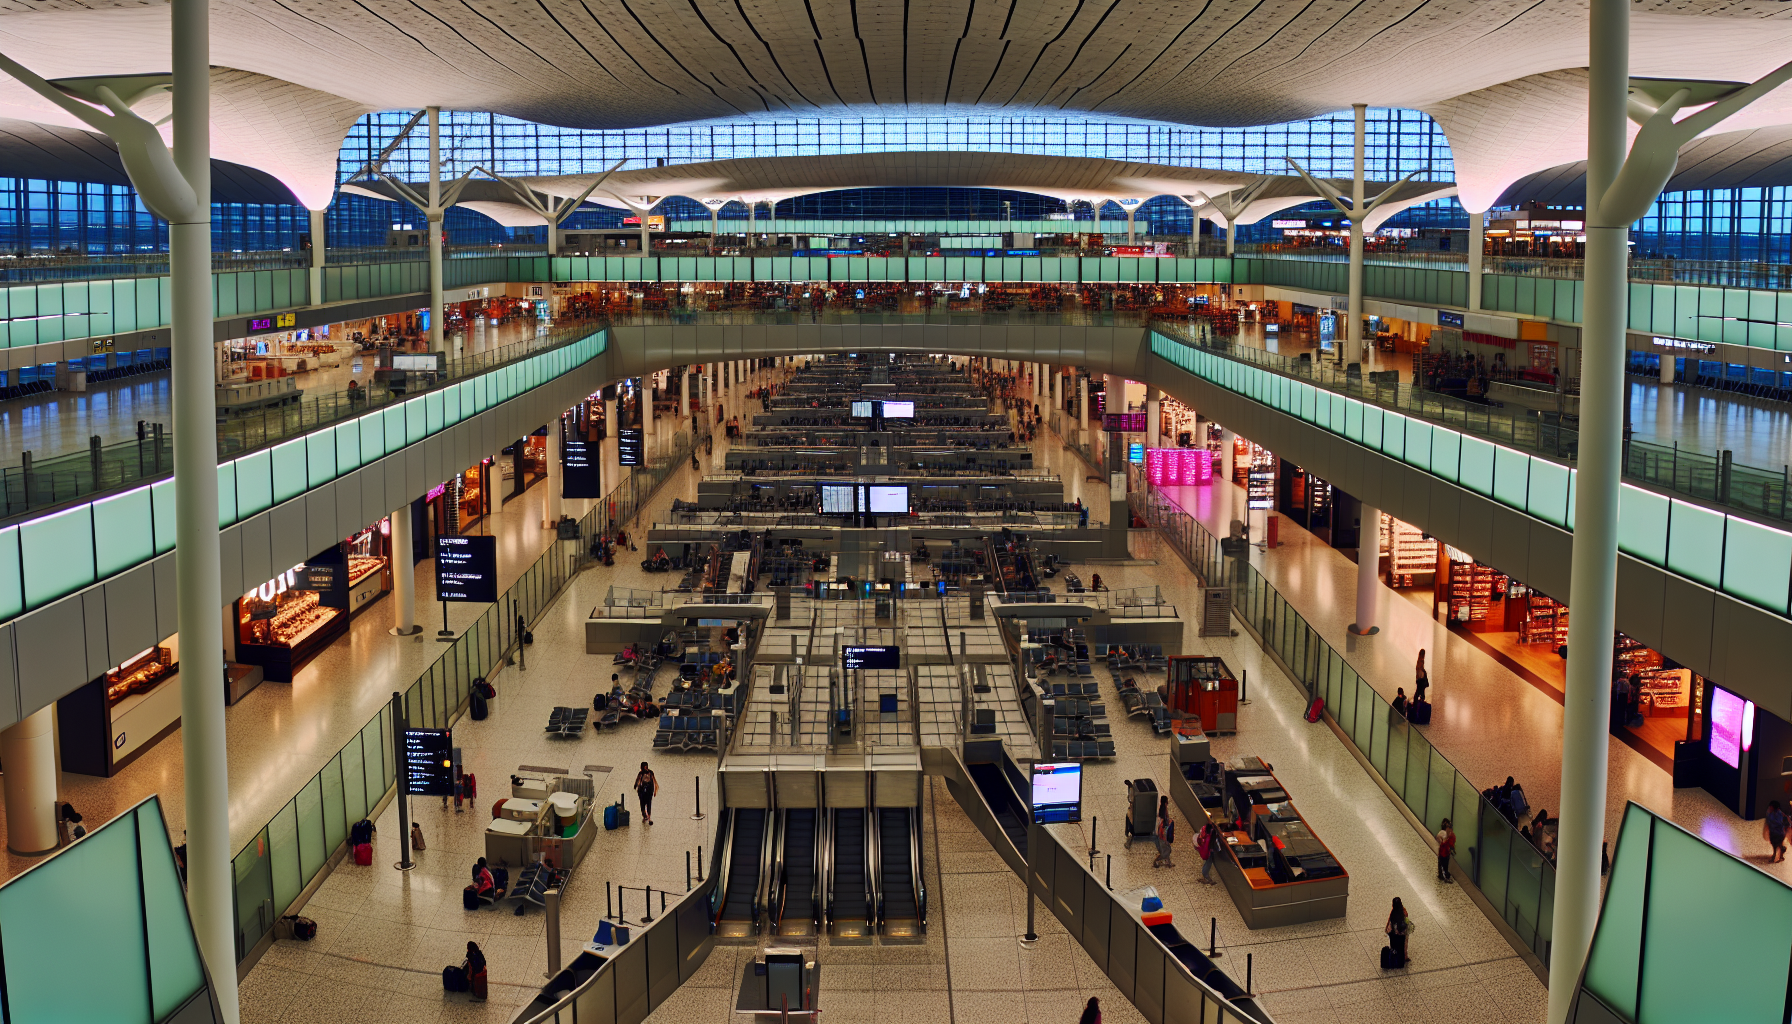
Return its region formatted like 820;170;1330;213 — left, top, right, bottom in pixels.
0;243;544;283
229;426;695;972
0;316;608;522
1134;480;1557;970
1154;321;1792;524
1236;244;1792;289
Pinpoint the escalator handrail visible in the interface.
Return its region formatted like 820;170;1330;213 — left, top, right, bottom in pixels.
755;804;777;931
767;809;786;930
862;809;876;928
911;806;927;928
711;808;736;927
869;804;884;930
821;808;835;926
811;808;826;930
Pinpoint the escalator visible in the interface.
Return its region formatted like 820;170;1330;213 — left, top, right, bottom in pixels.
966;760;1030;862
875;807;925;938
773;808;820;936
826;807;872;938
717;807;769;938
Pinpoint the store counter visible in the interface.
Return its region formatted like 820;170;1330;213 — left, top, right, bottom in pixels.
1169;753;1348;928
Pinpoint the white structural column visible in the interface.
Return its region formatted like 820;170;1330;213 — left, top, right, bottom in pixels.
1125;206;1136;243
542;414;563;528
1553;10;1626;1020
1;707;58;855
390;506;419;634
1551;15;1792;1022
642;376;656;460
680;367;689;423
427;107;445;353
1660;351;1675;384
1349;504;1382;635
1146;387;1160;448
170;6;235;1015
602;394;619;505
1078;374;1089;437
1467;211;1485;311
309;207;326;306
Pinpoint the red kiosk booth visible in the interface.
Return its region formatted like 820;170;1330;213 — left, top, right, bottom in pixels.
1167;655;1239;734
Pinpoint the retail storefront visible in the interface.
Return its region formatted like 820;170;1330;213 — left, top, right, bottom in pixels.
502;429;549;501
422;461;494;542
57;637;183;778
233;517;394;683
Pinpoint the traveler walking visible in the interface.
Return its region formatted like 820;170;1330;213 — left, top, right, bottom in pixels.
1078;997;1102;1024
635;761;659;826
1413;650;1429;703
1383;897;1412;967
1766;800;1788;863
1196;822;1220;884
1151;797;1176;868
1436;819;1455;882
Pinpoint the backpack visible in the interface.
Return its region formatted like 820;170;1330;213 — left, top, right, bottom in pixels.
1196;829;1213;860
1162;819;1175;845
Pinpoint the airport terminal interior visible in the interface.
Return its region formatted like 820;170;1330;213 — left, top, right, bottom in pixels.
4;4;1792;1024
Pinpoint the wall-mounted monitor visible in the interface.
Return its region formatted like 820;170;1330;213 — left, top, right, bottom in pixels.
1030;762;1083;823
819;481;859;515
882;400;915;418
851;400;876;418
842;645;901;670
866;484;909;514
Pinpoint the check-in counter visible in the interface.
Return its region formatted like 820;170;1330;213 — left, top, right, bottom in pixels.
484;780;600;871
1169;752;1348;929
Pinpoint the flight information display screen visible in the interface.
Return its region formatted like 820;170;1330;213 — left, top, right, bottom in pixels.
1031;762;1083;823
819;482;859;514
842;645;901;670
851;400;876;418
882;401;915;418
866;484;909;513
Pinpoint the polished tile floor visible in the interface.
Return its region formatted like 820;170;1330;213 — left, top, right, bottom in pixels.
230;387;1549;1024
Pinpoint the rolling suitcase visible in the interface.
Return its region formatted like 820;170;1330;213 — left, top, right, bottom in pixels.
1381;945;1405;969
354;842;373;866
442;965;467;992
1304;697;1324;723
603;802;618;830
470;691;488;720
463;886;482;910
1408;700;1432;725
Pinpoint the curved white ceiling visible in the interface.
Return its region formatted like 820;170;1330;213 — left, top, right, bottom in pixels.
0;2;1787;210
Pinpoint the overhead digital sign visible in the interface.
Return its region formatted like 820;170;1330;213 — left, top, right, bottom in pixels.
401;728;455;796
1102;412;1146;432
562;434;602;498
617;427;644;466
842;645;901;670
435;535;498;604
819;482;859;515
866;484;909;514
1030;762;1083;823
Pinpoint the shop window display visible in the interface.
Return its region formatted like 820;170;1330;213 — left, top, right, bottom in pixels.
57;642;184;777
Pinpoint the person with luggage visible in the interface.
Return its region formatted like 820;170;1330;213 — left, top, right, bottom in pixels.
635;762;659;826
1436;819;1455;882
1383;897;1412;967
1391;687;1408;716
464;941;488;1000
1196;822;1220;885
1413;650;1429;703
472;858;495;898
1078;997;1102;1024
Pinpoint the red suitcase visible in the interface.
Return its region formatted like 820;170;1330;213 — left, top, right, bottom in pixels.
354;842;373;866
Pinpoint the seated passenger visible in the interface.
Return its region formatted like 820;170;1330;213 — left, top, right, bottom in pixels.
1090;573;1106;591
472;857;495;895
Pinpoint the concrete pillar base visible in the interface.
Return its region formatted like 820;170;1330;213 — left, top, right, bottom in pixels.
1347;624;1380;637
390;625;424;637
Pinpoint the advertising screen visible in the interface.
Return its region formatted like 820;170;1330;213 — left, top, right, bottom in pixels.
1146;447;1213;486
401;728;454;796
617;427;644;466
435;535;498;603
819;482;859;515
1102;412;1147;432
882;401;915;418
851;400;876;418
1030;762;1083;823
1710;687;1755;769
841;645;901;670
866;484;909;514
1129;442;1144;464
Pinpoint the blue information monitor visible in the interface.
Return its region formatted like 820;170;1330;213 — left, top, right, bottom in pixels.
1030;762;1083;824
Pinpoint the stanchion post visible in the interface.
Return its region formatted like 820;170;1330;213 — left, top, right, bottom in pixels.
691;776;705;820
546;888;563;977
607;881;613;919
698;845;704;880
1246;953;1253;995
1105;853;1112;889
1209;917;1222;956
687;850;693;891
1089;816;1099;861
642;884;655;923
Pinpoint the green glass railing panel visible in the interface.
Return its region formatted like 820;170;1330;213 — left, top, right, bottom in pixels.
1383;713;1407;800
138;802;206;1021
